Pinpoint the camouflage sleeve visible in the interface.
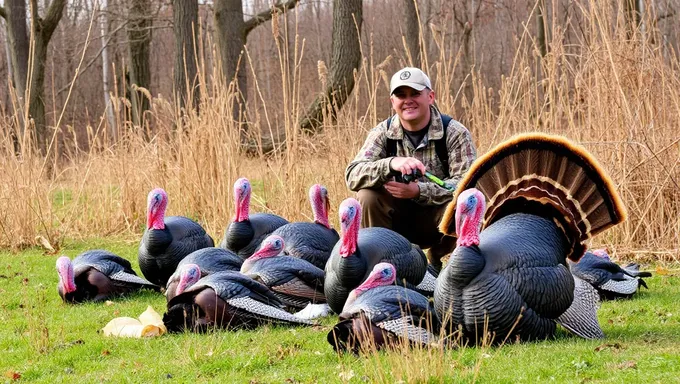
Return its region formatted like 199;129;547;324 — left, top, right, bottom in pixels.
345;124;395;191
414;121;477;206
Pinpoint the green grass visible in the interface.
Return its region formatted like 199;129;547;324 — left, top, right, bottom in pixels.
1;240;679;383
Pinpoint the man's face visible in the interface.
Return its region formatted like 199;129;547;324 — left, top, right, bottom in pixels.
390;86;435;129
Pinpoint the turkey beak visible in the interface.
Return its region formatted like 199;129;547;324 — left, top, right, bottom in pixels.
454;210;465;238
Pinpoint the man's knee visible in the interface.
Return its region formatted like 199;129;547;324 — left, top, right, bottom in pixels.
356;188;385;208
356;188;392;228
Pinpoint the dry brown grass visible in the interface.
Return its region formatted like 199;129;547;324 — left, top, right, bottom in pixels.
0;2;678;263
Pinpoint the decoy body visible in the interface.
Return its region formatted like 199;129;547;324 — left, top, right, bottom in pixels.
434;133;627;343
269;184;340;270
240;235;326;310
165;247;243;301
138;188;214;287
56;249;158;303
219;178;289;259
324;198;428;314
163;271;313;333
570;249;651;300
328;263;440;353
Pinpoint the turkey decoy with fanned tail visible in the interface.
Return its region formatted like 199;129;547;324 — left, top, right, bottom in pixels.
434;133;627;343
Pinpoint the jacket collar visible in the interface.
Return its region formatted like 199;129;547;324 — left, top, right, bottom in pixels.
386;105;445;141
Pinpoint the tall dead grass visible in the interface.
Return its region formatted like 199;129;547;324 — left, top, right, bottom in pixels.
0;2;678;262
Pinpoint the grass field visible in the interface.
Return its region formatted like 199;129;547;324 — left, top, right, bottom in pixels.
1;239;678;383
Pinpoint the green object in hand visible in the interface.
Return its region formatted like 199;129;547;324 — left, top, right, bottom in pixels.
425;172;454;191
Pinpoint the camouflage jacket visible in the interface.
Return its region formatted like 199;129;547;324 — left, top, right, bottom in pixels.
345;106;477;206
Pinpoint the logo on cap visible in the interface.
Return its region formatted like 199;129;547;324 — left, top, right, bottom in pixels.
399;71;411;80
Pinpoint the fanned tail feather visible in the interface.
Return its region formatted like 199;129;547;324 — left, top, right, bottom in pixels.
440;133;626;261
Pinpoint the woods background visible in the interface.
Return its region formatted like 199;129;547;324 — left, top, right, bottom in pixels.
0;0;678;262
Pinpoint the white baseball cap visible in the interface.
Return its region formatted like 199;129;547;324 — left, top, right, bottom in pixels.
390;67;432;95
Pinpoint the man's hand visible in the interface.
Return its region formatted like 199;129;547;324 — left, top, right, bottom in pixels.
389;156;426;177
385;181;420;199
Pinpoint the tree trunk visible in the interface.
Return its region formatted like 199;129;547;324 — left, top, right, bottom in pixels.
402;0;420;67
27;0;67;155
5;0;30;101
100;0;116;138
536;0;547;58
213;0;300;141
127;0;152;131
3;21;12;87
173;0;200;113
214;0;247;138
299;0;362;134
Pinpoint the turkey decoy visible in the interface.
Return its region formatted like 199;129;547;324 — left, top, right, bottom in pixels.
434;133;627;343
328;263;440;353
570;249;651;300
163;271;314;333
269;184;340;270
324;198;428;314
241;235;327;310
219;178;289;259
57;250;158;303
165;247;243;301
138;188;214;287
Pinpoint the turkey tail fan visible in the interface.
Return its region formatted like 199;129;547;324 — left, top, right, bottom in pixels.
439;133;627;261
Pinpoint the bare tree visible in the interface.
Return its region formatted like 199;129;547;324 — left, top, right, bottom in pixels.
127;0;152;130
402;0;421;66
1;0;68;154
300;0;363;134
173;0;200;113
214;0;299;140
100;0;116;136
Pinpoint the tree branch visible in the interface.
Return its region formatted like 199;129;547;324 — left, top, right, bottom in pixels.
41;0;67;40
57;21;129;95
243;0;299;37
0;6;7;20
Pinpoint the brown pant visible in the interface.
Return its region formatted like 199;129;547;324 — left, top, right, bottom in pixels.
356;188;456;271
